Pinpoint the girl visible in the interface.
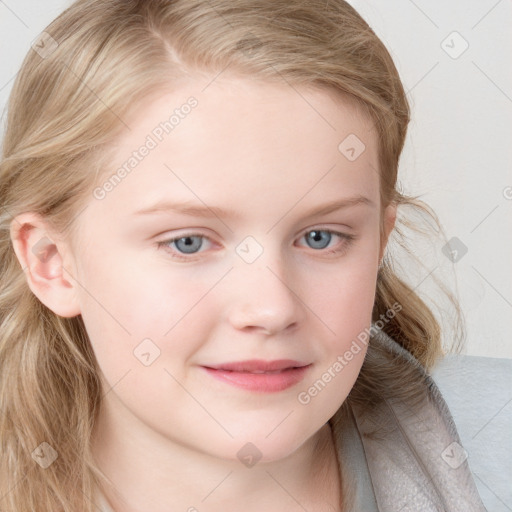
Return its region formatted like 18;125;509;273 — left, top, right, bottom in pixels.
0;1;487;510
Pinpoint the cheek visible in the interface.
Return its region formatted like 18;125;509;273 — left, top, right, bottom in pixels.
297;259;376;417
311;242;379;335
74;250;211;376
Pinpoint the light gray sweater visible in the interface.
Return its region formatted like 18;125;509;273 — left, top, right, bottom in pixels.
329;327;486;511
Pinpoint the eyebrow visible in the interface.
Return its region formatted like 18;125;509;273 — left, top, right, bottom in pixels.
133;195;375;219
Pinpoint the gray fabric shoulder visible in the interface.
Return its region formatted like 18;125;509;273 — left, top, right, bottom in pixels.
331;326;487;512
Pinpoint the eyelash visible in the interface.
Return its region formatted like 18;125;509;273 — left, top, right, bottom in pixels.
156;228;356;261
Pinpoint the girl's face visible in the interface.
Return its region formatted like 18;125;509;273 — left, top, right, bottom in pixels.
66;76;395;462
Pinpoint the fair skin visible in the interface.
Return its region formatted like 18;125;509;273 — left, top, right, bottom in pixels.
10;75;396;511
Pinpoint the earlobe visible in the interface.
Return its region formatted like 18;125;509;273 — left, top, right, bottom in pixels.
9;213;81;318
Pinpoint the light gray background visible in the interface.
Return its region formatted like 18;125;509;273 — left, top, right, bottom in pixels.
347;0;512;360
0;1;511;509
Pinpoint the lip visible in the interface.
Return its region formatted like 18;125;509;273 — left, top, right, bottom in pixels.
201;359;312;392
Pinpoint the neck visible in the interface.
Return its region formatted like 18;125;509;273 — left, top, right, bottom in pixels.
91;398;341;512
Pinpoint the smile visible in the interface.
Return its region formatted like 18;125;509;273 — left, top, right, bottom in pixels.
200;364;312;392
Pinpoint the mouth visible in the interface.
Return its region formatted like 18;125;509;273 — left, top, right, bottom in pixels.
200;359;312;392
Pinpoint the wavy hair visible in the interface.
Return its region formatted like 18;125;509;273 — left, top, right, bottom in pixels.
0;1;464;510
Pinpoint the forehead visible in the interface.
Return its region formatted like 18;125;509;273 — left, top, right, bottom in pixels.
86;75;379;228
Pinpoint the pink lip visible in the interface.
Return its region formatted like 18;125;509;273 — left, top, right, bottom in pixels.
201;359;312;392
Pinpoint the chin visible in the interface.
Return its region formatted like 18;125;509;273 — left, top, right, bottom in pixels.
225;427;315;466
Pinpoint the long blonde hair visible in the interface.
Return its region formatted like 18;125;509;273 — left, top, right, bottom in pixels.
0;1;464;510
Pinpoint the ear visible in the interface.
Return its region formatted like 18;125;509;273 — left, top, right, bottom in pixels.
379;202;397;264
9;212;81;317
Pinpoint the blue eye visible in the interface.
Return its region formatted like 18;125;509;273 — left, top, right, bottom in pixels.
299;229;355;256
304;230;336;250
157;229;355;260
173;235;204;254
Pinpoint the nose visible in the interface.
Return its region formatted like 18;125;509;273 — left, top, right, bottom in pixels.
226;251;304;336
